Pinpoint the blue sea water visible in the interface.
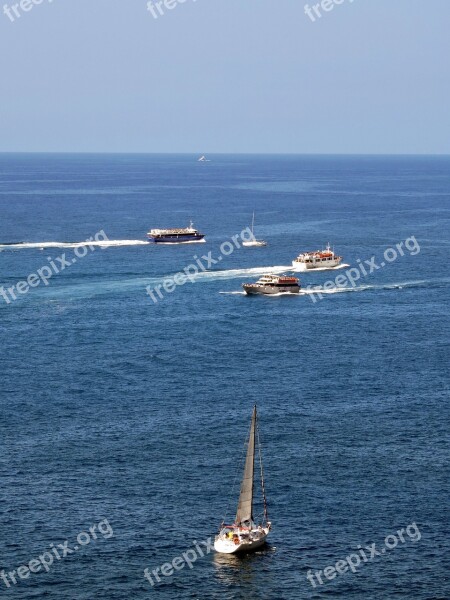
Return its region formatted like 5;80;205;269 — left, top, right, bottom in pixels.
0;154;449;599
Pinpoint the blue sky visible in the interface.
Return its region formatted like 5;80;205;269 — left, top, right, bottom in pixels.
0;0;449;153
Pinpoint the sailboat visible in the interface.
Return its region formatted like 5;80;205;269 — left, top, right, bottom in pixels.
214;405;271;554
242;212;267;247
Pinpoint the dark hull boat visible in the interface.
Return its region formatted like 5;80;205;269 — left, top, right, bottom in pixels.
147;221;205;244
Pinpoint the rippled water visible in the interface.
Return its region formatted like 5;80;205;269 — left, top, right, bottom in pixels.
0;154;449;599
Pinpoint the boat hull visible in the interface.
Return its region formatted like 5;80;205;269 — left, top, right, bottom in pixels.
149;234;205;244
242;241;267;247
243;284;300;295
214;533;268;555
292;257;342;270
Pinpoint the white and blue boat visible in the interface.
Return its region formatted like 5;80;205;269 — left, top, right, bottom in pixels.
147;221;205;244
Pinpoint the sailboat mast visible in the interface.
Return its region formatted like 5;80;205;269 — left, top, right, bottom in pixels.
251;211;255;236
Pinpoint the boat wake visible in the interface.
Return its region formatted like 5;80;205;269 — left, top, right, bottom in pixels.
221;279;431;298
219;291;246;295
200;263;351;282
197;265;289;280
302;279;430;297
1;273;441;306
260;291;300;297
291;263;350;273
0;239;150;250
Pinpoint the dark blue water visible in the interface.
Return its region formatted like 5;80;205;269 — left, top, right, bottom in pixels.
0;154;449;599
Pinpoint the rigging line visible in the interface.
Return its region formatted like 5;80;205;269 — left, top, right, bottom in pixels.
220;414;252;528
257;417;269;525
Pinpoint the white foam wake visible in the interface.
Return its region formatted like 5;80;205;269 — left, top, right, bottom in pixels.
260;291;300;297
301;287;355;296
220;279;431;298
0;240;150;250
196;263;354;282
195;265;290;280
303;279;428;297
291;263;350;273
219;291;246;295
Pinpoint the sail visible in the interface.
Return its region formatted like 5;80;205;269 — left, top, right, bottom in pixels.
236;406;256;525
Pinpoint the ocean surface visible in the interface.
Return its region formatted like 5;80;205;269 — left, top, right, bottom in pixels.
0;154;449;600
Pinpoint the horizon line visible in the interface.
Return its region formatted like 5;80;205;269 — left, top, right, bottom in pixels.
0;151;449;157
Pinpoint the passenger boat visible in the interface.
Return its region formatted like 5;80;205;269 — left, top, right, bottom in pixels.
214;405;271;555
147;221;205;244
292;243;342;270
242;274;300;295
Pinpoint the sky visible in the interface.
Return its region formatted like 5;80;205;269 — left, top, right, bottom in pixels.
0;0;449;154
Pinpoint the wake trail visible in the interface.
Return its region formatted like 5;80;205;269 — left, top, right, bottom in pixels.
221;279;437;298
0;240;150;250
195;265;289;280
291;263;350;273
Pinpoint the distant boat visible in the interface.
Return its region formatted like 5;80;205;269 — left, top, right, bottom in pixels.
242;212;267;247
198;155;210;162
292;243;342;270
214;405;271;554
147;221;205;244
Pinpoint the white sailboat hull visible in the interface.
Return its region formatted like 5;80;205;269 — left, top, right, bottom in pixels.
244;213;267;247
214;532;268;554
242;240;267;247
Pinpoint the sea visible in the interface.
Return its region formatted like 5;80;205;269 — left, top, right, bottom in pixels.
0;154;449;600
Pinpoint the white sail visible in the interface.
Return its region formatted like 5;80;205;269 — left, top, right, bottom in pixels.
235;406;256;525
